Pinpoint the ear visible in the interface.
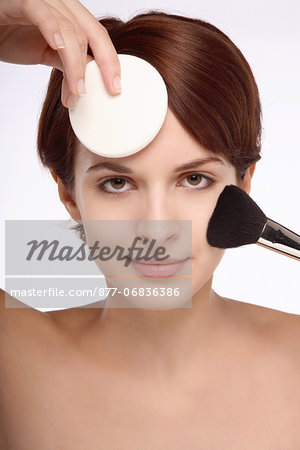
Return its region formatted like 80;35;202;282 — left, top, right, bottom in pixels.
51;171;82;221
238;163;256;195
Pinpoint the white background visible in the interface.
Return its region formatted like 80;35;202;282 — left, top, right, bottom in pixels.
1;0;299;313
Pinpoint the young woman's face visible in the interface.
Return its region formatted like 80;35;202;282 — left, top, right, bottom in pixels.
69;108;243;305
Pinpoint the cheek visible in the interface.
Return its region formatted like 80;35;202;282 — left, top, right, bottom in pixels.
191;206;224;262
191;193;216;247
75;184;113;220
191;212;225;292
190;193;226;286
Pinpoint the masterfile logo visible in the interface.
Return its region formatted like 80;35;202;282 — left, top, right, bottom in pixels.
5;219;192;310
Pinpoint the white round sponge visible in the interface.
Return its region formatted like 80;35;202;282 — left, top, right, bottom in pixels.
68;55;168;158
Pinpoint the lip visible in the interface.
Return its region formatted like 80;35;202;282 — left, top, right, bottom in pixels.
130;257;186;265
129;257;190;278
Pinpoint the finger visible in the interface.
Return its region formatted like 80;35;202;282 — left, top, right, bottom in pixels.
61;73;74;108
61;54;94;108
40;46;63;70
20;0;66;50
60;0;122;95
21;0;86;98
42;4;86;99
45;0;89;71
88;25;122;95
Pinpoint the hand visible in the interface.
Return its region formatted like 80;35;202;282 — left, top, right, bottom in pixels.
0;0;122;107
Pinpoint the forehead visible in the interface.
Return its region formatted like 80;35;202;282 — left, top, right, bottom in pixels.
73;108;231;170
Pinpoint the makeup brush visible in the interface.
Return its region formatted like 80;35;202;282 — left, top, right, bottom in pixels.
206;184;300;261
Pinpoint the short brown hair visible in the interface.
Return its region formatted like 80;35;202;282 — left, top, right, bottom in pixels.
37;10;262;191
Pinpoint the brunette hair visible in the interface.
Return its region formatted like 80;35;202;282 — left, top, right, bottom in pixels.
37;10;262;193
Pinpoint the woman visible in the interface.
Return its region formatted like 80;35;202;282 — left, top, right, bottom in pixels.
1;1;300;448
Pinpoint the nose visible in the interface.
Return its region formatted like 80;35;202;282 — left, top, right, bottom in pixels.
132;187;191;256
138;184;176;221
136;219;180;249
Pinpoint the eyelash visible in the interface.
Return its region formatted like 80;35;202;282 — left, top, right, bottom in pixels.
96;172;216;197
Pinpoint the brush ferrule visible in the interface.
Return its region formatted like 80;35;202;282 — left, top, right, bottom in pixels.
258;218;300;260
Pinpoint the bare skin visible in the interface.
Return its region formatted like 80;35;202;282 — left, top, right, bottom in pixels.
0;287;300;450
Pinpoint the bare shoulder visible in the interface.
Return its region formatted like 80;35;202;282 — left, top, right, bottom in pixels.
0;289;103;341
0;288;54;346
223;294;300;332
221;294;300;357
0;288;49;323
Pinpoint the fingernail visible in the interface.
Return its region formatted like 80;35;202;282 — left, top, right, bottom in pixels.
54;32;65;49
113;75;122;93
77;78;86;96
66;94;78;108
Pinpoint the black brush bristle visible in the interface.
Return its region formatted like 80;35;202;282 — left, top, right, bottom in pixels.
207;185;267;248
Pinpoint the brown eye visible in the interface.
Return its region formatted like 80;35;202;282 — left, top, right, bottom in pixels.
97;177;133;195
187;174;203;185
180;173;213;189
110;178;125;189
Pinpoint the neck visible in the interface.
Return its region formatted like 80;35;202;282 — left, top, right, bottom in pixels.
93;277;229;382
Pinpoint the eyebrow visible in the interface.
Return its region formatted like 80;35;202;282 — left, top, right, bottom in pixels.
86;157;225;174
